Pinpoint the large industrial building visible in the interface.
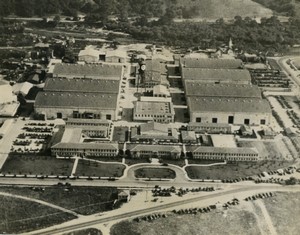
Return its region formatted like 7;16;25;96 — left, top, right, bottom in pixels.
52;63;123;80
182;68;251;84
184;83;262;98
187;97;271;125
35;92;118;120
35;63;122;120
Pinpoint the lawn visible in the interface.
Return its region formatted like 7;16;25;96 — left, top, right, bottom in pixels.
237;140;291;160
0;155;74;176
111;208;260;235
174;108;189;123
0;195;76;234
160;159;186;167
64;228;102;235
85;156;123;163
0;186;120;216
125;158;151;166
112;126;129;142
185;161;294;180
74;160;126;178
134;167;176;179
263;192;300;235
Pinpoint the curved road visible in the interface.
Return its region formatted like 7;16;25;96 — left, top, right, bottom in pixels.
0;192;79;217
29;185;300;235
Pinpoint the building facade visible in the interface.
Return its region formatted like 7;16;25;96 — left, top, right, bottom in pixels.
186;146;259;162
128;144;182;159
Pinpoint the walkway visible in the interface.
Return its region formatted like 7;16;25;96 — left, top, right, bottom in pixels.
0;192;80;217
255;200;278;235
71;157;79;176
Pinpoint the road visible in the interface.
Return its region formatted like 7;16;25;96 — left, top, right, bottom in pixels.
277;56;300;90
28;185;300;235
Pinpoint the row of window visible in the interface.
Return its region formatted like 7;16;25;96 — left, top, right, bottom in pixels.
195;117;266;125
194;152;258;157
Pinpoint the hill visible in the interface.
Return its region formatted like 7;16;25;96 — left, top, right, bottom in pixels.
0;0;273;20
167;0;273;19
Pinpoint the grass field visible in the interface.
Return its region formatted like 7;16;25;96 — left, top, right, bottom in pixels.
0;195;76;234
74;160;125;178
185;161;293;180
263;192;300;235
0;155;74;176
0;186;119;216
134;167;176;179
237;140;291;160
188;159;225;165
111;208;260;235
112;127;129;142
64;228;102;235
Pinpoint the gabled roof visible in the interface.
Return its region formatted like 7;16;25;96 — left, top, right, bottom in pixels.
180;58;243;69
182;68;251;82
44;77;120;94
153;85;170;96
35;92;118;110
140;122;169;133
78;47;100;58
188;97;271;113
12;82;34;96
181;131;197;141
106;50;127;58
52;142;119;150
53;63;122;79
184;83;262;98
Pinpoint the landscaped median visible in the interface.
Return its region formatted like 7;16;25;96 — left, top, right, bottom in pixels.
134;167;176;180
185;160;294;181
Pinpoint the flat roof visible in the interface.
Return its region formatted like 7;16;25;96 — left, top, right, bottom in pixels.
61;128;82;143
134;101;174;115
188;97;271;113
180;58;243;69
210;135;237;148
182;68;251;81
35;92;118;110
185;83;262;98
44;77;120;94
53;63;122;79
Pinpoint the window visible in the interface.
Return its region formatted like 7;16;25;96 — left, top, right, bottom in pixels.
106;114;112;120
228;116;234;124
212;118;218;123
196;117;201;123
260;119;266;125
244;119;250;125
